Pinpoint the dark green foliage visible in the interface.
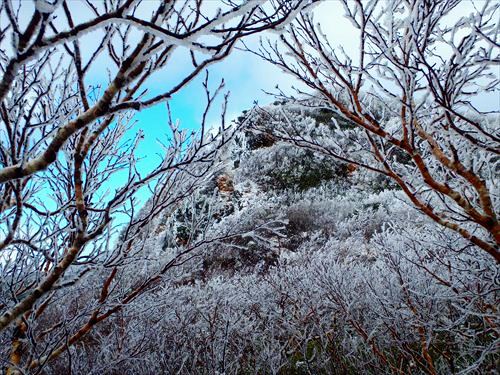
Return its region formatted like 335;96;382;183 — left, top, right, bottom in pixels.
368;174;399;194
245;131;276;150
310;107;356;130
236;109;249;124
280;337;360;375
263;152;348;192
392;147;413;165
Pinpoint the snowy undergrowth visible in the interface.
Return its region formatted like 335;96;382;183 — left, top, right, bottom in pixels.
38;106;498;375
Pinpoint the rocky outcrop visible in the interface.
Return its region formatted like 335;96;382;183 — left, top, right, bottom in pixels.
216;174;234;193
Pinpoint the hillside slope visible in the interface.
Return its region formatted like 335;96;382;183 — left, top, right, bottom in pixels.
43;103;498;374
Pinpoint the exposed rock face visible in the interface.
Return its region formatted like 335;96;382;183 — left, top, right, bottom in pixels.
346;163;358;176
216;174;234;193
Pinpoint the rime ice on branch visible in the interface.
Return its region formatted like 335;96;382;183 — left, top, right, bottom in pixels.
0;0;312;370
249;0;500;260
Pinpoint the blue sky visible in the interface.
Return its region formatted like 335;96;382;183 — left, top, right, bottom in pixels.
122;0;499;176
4;0;497;232
13;0;494;212
130;43;292;170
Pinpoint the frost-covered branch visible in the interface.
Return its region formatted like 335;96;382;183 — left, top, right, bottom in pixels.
250;0;500;260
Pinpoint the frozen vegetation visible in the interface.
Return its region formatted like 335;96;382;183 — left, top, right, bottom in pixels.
0;0;498;374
